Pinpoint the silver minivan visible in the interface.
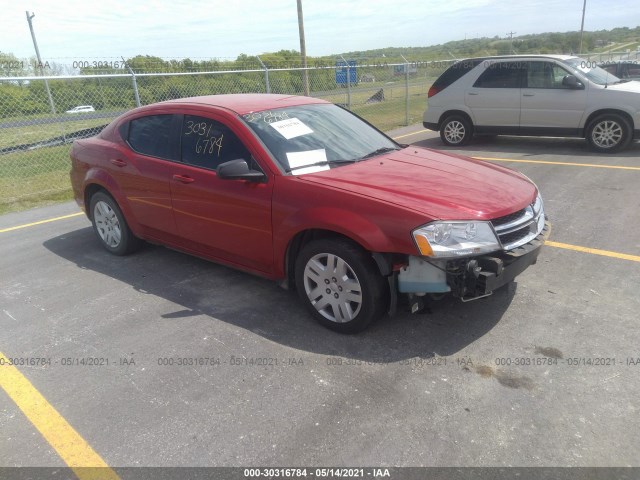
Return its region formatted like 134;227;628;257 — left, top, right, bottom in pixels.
423;55;640;152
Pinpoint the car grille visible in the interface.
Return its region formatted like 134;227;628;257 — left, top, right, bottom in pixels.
491;208;526;227
498;227;533;247
491;202;544;250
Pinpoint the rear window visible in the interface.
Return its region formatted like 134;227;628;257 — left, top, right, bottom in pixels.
128;114;175;160
431;59;483;91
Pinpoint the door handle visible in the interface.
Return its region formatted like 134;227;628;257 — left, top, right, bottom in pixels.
110;159;127;167
523;93;535;97
468;92;478;95
173;174;195;184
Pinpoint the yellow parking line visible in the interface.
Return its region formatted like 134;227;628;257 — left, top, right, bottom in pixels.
0;351;120;480
547;241;640;263
0;212;84;234
473;156;640;171
392;129;429;140
388;134;640;172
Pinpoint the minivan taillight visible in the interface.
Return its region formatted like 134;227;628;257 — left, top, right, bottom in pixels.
428;86;441;98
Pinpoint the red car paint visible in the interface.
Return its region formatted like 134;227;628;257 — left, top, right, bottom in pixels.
70;94;538;281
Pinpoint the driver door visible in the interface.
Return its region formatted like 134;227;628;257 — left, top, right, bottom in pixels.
169;113;274;274
520;61;587;132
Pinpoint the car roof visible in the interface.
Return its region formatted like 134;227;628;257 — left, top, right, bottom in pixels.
454;54;577;63
158;94;330;115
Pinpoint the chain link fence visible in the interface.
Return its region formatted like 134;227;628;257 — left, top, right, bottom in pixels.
0;61;448;212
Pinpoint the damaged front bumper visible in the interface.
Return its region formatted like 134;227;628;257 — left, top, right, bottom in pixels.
398;220;551;303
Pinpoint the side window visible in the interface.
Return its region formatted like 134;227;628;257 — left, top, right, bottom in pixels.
128;114;175;160
181;115;251;170
602;64;618;76
548;63;574;88
473;62;523;88
526;61;547;88
625;64;640;78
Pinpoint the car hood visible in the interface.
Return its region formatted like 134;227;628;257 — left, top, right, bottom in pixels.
604;80;640;93
299;147;537;220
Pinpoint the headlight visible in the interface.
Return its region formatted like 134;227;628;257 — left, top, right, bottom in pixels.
412;221;500;258
533;193;543;215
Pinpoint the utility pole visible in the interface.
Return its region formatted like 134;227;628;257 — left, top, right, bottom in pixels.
26;11;56;114
579;0;587;54
507;31;517;54
297;0;310;96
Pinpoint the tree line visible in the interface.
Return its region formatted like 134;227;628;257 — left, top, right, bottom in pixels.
1;26;638;118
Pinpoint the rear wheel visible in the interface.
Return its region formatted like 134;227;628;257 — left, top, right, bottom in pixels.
440;115;473;146
90;191;141;255
295;239;387;333
586;114;632;153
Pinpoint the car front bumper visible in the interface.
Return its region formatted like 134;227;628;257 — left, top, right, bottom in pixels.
460;220;551;299
397;220;551;300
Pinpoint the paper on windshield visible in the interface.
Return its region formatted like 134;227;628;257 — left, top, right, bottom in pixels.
270;117;314;139
286;149;330;175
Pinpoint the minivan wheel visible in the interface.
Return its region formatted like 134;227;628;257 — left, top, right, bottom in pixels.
586;114;632;153
90;191;141;255
440;115;473;146
294;239;387;333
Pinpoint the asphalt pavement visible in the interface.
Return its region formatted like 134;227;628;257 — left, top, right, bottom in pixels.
1;129;639;471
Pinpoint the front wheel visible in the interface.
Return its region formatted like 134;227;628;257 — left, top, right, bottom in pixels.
294;239;387;333
90;191;141;255
586;114;632;153
440;115;473;146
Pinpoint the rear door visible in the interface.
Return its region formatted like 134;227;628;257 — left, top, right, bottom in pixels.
465;60;524;131
169;112;275;274
118;113;180;240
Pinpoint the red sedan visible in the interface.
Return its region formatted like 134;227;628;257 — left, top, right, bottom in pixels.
70;94;549;333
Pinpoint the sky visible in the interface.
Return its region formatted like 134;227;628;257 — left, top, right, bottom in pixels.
1;0;639;62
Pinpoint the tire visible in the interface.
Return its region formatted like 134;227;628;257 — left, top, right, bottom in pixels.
440;115;473;146
89;191;141;255
294;238;387;333
586;114;632;153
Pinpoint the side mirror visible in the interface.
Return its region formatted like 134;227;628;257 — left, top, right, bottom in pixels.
562;75;585;89
217;159;266;182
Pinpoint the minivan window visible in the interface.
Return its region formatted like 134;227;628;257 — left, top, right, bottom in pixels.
431;59;483;91
473;62;524;88
525;62;574;89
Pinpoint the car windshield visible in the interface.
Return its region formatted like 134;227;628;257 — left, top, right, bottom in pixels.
561;58;622;85
242;103;399;174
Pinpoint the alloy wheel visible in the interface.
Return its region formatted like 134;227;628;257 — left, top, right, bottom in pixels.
444;120;466;144
93;200;122;248
302;253;363;323
591;120;623;149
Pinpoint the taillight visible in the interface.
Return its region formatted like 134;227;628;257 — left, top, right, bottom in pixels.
428;86;441;98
